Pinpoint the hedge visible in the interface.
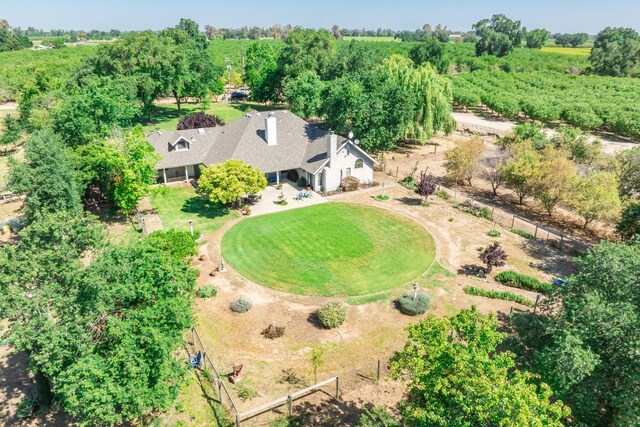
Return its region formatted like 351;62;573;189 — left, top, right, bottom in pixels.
463;285;535;307
494;270;551;293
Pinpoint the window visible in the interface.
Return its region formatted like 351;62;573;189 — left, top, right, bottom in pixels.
355;159;364;169
346;167;351;177
174;139;189;151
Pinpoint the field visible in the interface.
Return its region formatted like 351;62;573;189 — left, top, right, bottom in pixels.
343;36;398;42
541;46;591;56
221;203;436;296
149;185;238;235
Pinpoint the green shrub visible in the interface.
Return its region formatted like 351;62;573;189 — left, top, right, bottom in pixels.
398;293;430;315
278;200;288;206
235;383;257;402
399;175;416;190
435;189;450;200
16;395;37;419
340;176;360;192
458;200;493;219
297;177;307;187
357;405;401;427
317;302;347;328
196;285;217;298
487;229;501;237
230;297;252;313
494;271;551;293
463;285;534;307
375;194;390;201
511;228;534;239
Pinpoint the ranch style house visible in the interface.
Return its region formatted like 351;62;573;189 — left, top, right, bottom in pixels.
146;110;377;192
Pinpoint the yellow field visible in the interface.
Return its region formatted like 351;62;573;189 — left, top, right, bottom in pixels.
541;46;591;56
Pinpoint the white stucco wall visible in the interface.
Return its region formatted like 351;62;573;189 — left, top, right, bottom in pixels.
321;144;374;192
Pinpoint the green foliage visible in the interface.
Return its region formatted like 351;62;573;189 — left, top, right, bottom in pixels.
399;174;416;190
76;126;160;213
554;33;589;48
487;229;501;237
511;228;534;239
230;297;252;313
198;159;267;205
473;14;526;57
525;240;640;425
526;29;550;49
282;71;324;118
317;301;347;328
389;307;569;426
397;293;430;315
356;405;401;427
196;285;217;299
374;194;390;201
568;171;621;228
235;383;258;402
309;344;324;383
501;145;541;204
457;200;493;219
244;41;282;103
0;113;21;154
590;27;640;76
0;23;32;53
615;146;640;198
1;214;196;426
435;189;449;200
280;28;336;79
617;200;640;240
462;286;534;307
145;229;198;260
8;129;81;224
494;270;551;293
409;38;449;73
444;137;484;185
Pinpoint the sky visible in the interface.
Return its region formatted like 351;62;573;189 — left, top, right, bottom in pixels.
3;0;639;34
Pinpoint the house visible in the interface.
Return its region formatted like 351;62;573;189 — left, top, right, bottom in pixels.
146;110;377;192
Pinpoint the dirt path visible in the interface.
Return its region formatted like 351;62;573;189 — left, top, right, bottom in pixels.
453;111;638;155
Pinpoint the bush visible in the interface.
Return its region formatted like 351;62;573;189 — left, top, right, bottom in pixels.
357;405;401;427
463;285;534;307
398;293;430;315
235;383;257;402
261;323;285;339
297;177;307;187
230;297;252;313
375;194;390;201
511;228;534;239
399;175;416;190
435;189;450;200
494;270;551;293
340;176;360;192
196;285;217;298
458;200;493;219
177;112;224;130
487;229;501;237
317;302;347;328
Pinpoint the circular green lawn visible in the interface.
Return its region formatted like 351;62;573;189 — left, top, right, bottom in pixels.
221;203;435;296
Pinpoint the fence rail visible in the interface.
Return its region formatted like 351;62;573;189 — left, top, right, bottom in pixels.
234;376;340;427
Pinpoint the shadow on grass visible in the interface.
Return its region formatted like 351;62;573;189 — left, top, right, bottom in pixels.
181;196;231;220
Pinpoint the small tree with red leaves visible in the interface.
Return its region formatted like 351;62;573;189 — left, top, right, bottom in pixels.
416;170;438;201
177;112;224;130
479;242;508;274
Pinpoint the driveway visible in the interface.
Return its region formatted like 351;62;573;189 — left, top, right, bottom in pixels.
250;182;326;216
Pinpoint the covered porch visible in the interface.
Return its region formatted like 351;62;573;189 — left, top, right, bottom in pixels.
265;168;321;191
157;164;201;184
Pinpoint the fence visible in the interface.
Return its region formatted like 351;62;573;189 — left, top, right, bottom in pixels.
234;376;340;427
190;327;239;416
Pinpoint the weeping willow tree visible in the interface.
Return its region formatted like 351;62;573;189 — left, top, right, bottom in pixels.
382;54;455;143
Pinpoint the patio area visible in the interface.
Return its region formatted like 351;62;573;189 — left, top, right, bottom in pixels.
249;182;327;216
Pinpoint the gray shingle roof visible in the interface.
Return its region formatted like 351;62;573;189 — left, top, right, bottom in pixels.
146;110;370;174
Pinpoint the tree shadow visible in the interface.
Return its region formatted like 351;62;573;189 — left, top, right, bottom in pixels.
307;312;324;329
457;264;486;278
397;196;422;206
181;196;231;220
519;239;576;278
289;391;366;426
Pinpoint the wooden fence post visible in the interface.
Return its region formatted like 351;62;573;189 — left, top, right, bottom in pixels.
559;235;564;250
335;377;340;399
287;395;293;416
511;215;515;229
534;225;538;239
235;414;241;427
377;360;381;383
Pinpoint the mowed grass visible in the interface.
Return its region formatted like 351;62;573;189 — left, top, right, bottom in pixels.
222;203;436;296
150;186;238;234
541;46;591;57
141;101;277;132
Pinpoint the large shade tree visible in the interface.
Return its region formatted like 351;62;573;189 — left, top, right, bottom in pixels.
473;14;526;57
198;159;267;205
590;27;640;77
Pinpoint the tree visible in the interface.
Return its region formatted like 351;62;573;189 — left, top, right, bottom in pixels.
590;27;640;76
501;144;541;204
309;345;324;383
8;129;81;224
432;24;449;43
615;146;640;198
331;24;342;40
198;159;267;205
177;112;224;130
77;126;160;213
525;29;550;49
244;41;282;103
382;55;455;143
569;171;621;228
554;33;589;48
533;148;577;216
280;28;335;79
617;200;640;240
0;20;32;52
53;75;140;147
389;307;569;427
551;126;601;165
0;113;21;155
444;137;484;185
282;71;324;119
482;156;506;196
525;240;640;426
409;38;449;74
479;242;508;274
416;171;437;200
473;14;526;57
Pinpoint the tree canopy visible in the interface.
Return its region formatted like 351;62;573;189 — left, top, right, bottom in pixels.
473;14;526;57
389;307;570;427
198;159;267;205
526;29;550;49
590;27;640;77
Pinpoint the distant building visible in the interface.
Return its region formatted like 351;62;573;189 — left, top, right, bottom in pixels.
147;110;376;192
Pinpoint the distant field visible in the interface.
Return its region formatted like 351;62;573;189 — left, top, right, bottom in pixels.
343;36;398;42
541;46;591;56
